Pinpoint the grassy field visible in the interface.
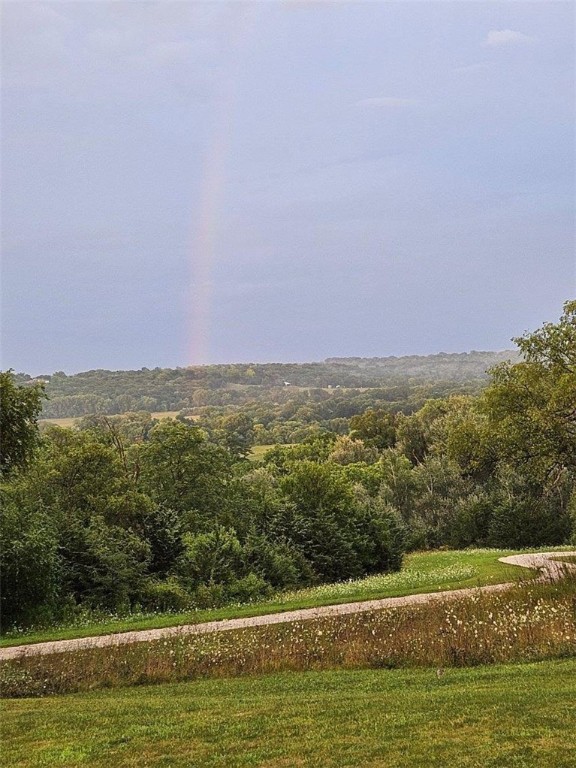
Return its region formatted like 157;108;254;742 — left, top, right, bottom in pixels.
0;549;531;648
2;659;575;767
248;444;296;461
247;443;275;461
39;411;185;428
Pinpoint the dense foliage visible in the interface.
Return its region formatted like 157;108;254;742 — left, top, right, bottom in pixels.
1;304;574;629
0;371;45;477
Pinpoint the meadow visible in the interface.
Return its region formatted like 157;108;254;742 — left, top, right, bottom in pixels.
1;549;528;648
2;566;574;698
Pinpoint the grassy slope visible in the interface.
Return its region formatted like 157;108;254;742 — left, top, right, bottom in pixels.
3;660;575;767
0;550;529;648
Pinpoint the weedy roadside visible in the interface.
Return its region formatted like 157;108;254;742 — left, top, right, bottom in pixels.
2;569;574;698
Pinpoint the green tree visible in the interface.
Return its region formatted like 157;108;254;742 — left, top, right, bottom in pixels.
431;396;497;482
7;426;155;614
376;449;419;521
328;435;378;465
213;413;255;459
27;426;129;523
62;516;151;609
487;467;573;547
140;504;185;576
136;420;232;525
395;399;450;465
176;526;243;588
349;408;396;450
0;370;45;476
0;490;60;627
483;300;576;479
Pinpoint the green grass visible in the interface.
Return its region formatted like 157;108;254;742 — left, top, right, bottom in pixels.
247;444;274;461
247;444;296;461
0;549;533;648
2;659;575;767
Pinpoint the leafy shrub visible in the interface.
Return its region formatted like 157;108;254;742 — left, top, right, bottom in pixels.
226;573;272;603
0;494;60;629
176;526;244;590
139;578;192;612
242;533;311;589
447;494;493;548
488;495;572;548
192;583;226;609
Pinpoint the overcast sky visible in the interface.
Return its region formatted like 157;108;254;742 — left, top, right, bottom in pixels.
2;1;575;374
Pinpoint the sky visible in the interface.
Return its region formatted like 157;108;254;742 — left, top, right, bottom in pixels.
1;0;575;374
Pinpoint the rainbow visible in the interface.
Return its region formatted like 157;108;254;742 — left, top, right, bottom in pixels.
188;4;256;365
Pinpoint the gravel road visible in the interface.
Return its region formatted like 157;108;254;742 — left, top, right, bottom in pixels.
1;551;574;661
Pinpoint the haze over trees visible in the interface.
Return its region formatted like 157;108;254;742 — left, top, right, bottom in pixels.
1;303;574;630
18;350;518;420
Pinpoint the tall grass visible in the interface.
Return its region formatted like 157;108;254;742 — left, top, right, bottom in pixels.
275;563;475;603
2;569;574;698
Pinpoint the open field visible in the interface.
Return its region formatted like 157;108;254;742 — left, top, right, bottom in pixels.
248;443;277;461
248;444;297;460
0;549;532;648
39;411;185;428
2;659;575;767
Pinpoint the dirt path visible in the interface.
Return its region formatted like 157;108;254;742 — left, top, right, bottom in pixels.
2;551;574;661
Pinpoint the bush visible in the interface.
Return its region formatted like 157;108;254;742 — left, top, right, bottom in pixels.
175;527;244;590
191;583;226;609
242;533;312;589
447;494;493;548
0;494;61;629
368;504;405;572
139;578;192;612
226;573;272;603
488;495;572;548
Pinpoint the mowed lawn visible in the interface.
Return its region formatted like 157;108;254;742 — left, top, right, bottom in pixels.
0;549;529;647
3;659;575;767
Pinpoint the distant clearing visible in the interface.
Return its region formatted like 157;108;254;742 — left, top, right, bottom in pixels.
248;443;296;461
39;411;190;428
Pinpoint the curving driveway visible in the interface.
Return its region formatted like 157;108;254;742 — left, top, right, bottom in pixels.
1;551;574;662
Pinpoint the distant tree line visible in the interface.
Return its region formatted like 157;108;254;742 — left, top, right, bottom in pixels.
1;305;573;630
17;351;518;420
